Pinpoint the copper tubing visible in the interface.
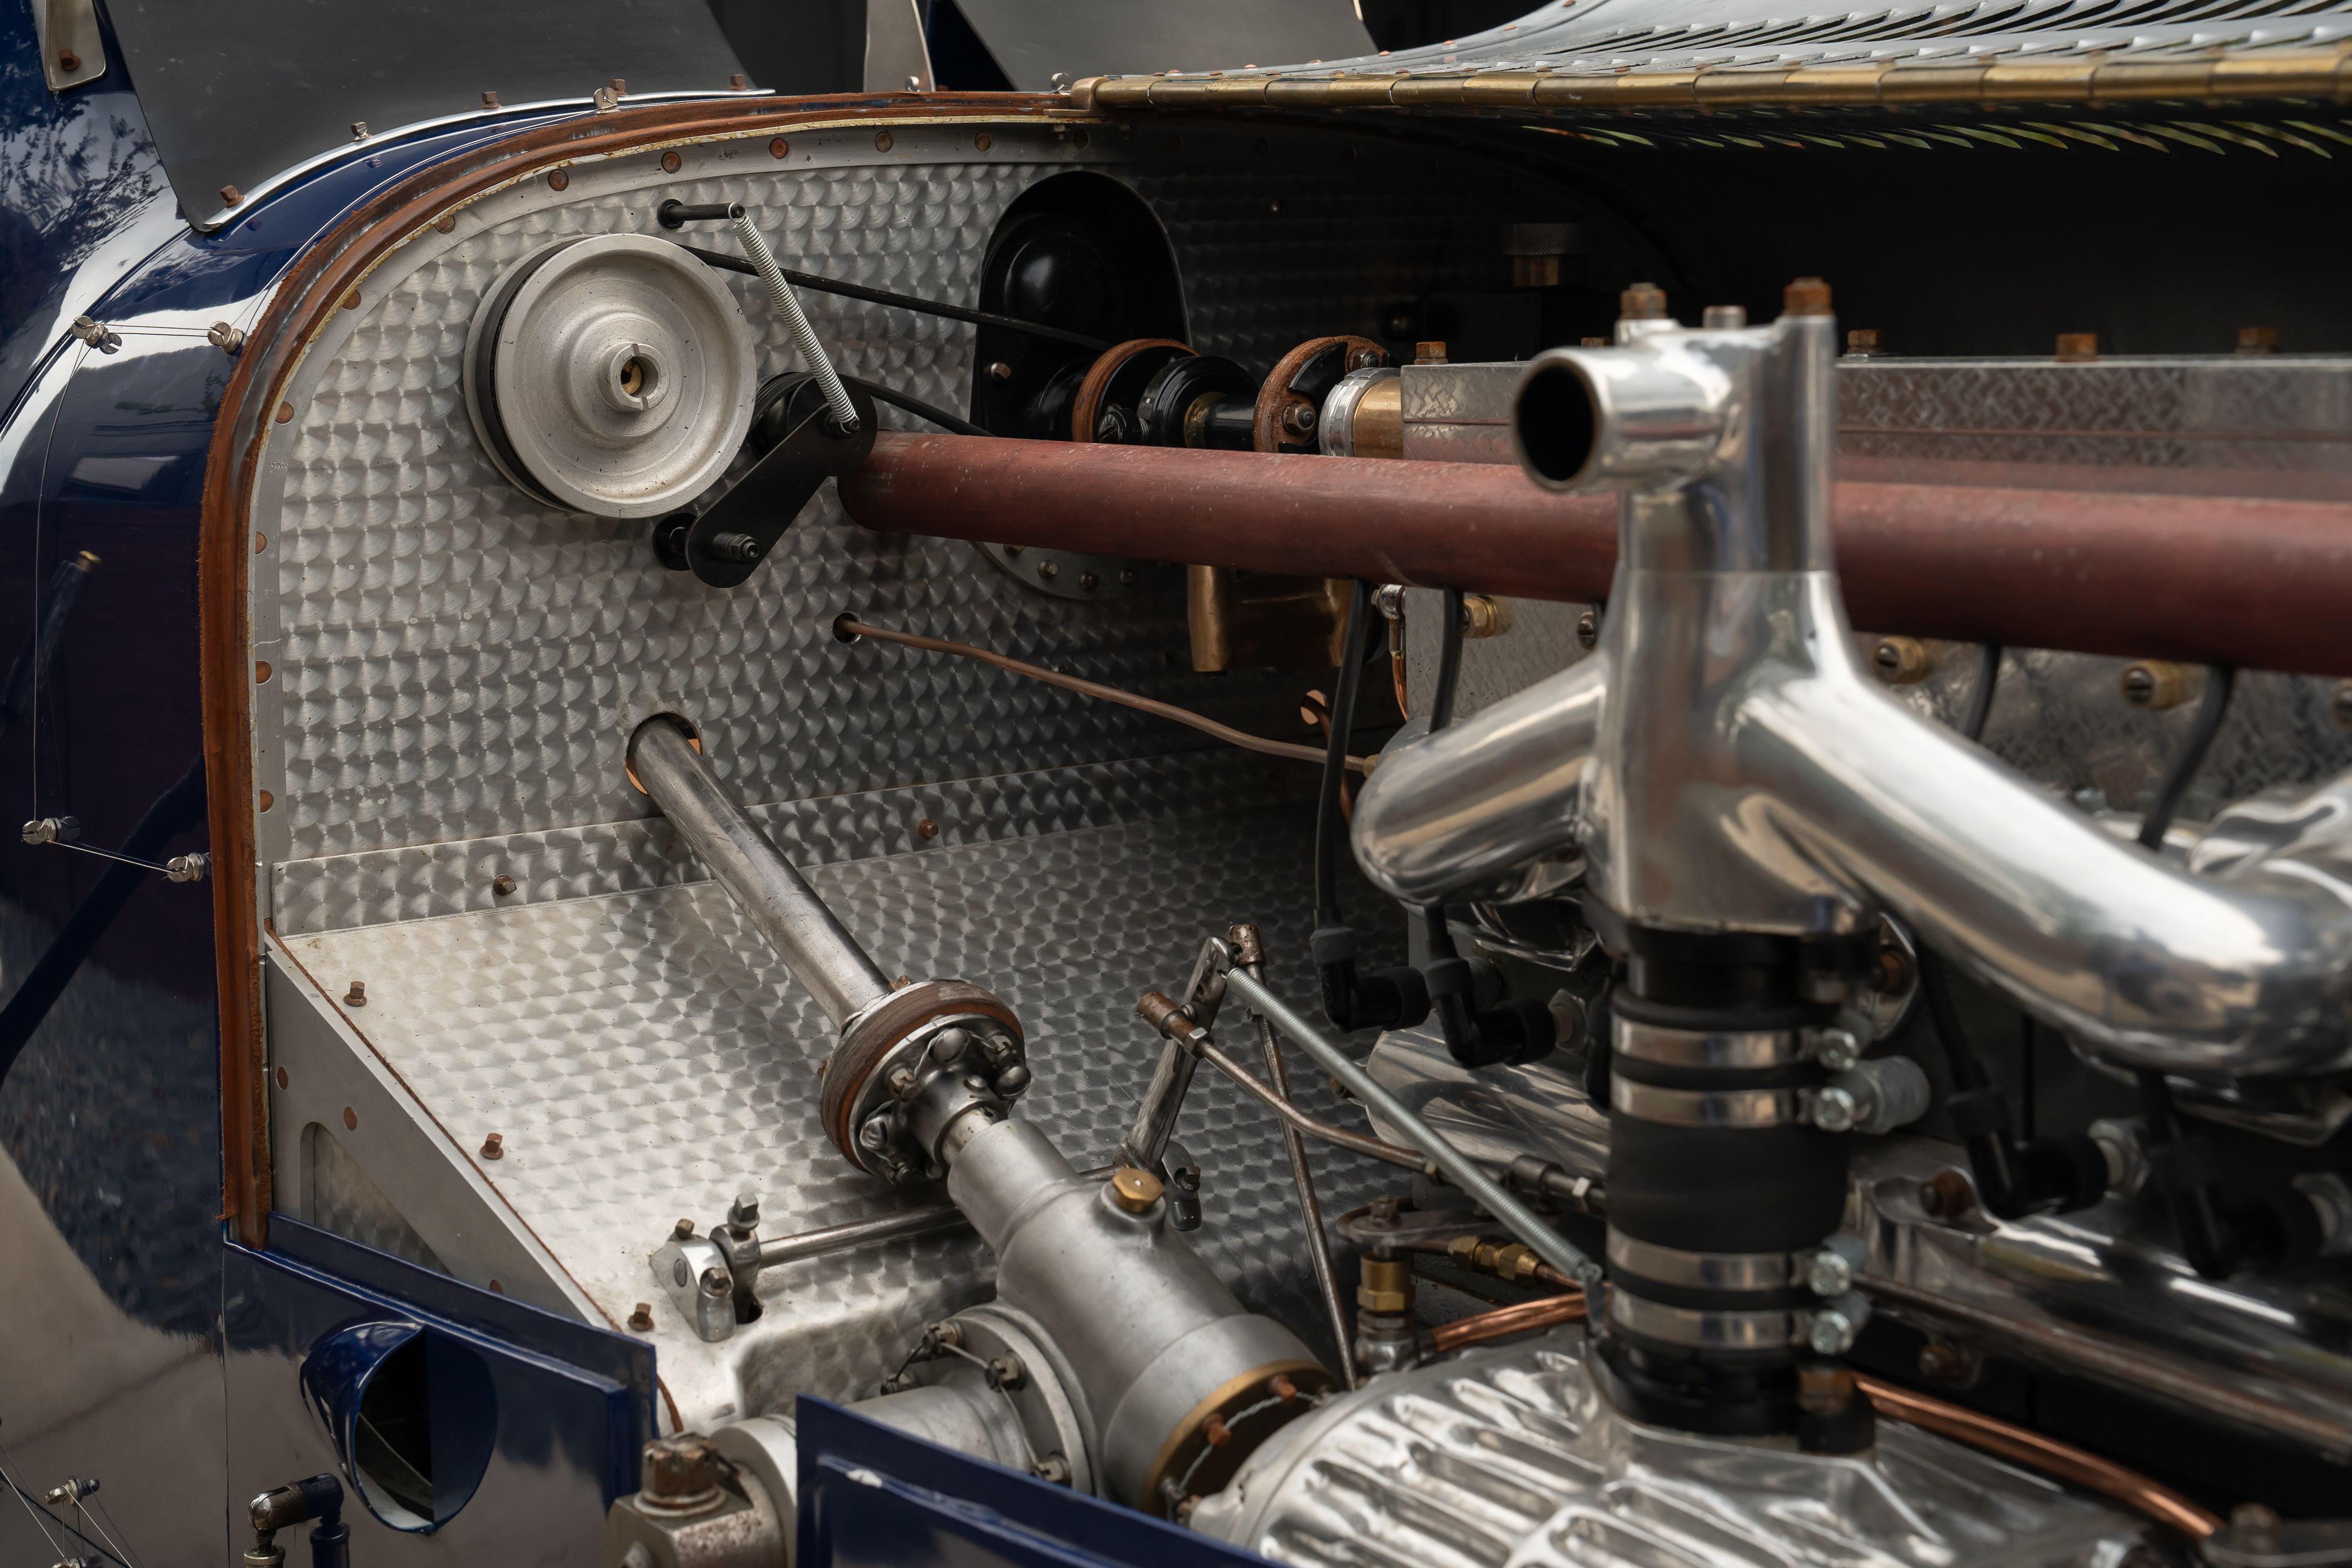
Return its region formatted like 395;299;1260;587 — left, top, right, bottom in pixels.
1188;1035;1426;1170
837;617;1369;773
1856;1375;2223;1539
837;433;2352;678
1424;1292;1588;1354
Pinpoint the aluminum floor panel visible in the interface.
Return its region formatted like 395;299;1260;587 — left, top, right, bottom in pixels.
276;805;1399;1427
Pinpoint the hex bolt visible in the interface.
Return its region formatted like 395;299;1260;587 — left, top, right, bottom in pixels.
1812;1027;1860;1072
1919;1168;1977;1221
628;1302;654;1332
1845;327;1883;356
1917;1339;1970;1385
1810;1085;1859;1134
673;1217;696;1240
1110;1167;1165;1213
1702;304;1747;329
993;1062;1033;1096
343;981;367;1007
1575;607;1599;651
729;1191;760;1229
985;1353;1025;1389
492;874;517;895
2056;332;2098;362
988;360;1013;381
1804;1247;1854;1297
1619;282;1668;320
886;1065;918;1098
1281;400;1318;437
1808;1306;1860;1356
709;532;763;564
1080;571;1099;592
480;1132;504;1160
1033;1455;1071;1485
698;1266;729;1298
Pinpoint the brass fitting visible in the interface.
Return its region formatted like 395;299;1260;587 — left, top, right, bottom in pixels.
1871;636;1932;685
2121;660;2190;710
1111;1167;1165;1213
1446;1235;1542;1283
1620;282;1668;320
1459;595;1513;640
1357;1255;1412;1315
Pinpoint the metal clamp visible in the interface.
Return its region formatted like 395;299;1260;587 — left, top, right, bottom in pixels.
1613;1015;1805;1069
650;1230;738;1343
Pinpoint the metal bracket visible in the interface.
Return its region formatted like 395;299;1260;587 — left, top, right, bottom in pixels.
652;376;875;588
35;0;105;91
650;1233;737;1342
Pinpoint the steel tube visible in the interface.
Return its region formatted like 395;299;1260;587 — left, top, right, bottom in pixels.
1257;1014;1357;1390
628;717;892;1025
1223;968;1603;1288
757;1165;1118;1269
837;433;2352;677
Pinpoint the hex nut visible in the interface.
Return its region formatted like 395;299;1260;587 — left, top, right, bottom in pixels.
343;980;367;1007
628;1303;654;1332
1110;1166;1165;1213
480;1132;504;1160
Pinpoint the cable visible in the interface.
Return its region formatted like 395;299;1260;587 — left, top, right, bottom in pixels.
1429;587;1466;734
1959;642;2001;741
674;242;1112;353
840;375;986;437
2139;664;2236;851
0;1455;131;1568
834;617;1365;773
1314;580;1375;927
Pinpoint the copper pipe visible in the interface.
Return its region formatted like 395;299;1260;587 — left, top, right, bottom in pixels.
1424;1292;1587;1354
836;617;1368;773
1855;1375;2223;1539
837;433;2352;678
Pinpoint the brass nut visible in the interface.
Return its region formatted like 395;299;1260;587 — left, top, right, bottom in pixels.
1783;276;1833;317
1620;282;1668;320
1872;636;1932;685
1459;594;1513;640
2056;332;2098;362
1357;1255;1412;1313
1110;1166;1164;1213
2121;660;2190;710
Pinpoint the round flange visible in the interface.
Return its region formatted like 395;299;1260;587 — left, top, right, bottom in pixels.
820;979;1026;1179
1070;337;1191;444
463;233;756;518
1255;336;1388;453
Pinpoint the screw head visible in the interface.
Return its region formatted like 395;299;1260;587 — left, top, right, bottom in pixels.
1804;1248;1853;1296
1079;571;1099;592
929;1027;970;1065
628;1302;654;1332
1814;1028;1860;1072
886;1065;918;1099
1919;1168;1976;1220
858;1116;890;1149
343;980;368;1007
988;360;1014;381
916;817;940;840
993;1062;1033;1097
1808;1308;1858;1355
697;1266;729;1297
492;873;517;895
58;48;81;71
1575;608;1599;651
480;1132;504;1159
674;1217;695;1239
1811;1086;1858;1134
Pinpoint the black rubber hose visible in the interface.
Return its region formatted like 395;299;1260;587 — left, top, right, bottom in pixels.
1959;642;2001;741
2138;664;2236;851
675;242;1111;353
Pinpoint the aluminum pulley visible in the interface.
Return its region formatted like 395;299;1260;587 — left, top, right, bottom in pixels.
463;232;757;518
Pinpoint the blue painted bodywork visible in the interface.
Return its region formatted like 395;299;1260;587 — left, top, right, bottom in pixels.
797;1398;1272;1568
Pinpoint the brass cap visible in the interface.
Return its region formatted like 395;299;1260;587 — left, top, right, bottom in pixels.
2056;332;2099;362
1111;1166;1165;1213
1619;282;1668;320
1357;1254;1412;1313
1783;276;1833;317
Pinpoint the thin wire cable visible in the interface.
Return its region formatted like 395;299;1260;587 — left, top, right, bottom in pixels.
1429;587;1466;734
676;243;1112;353
1314;581;1376;926
84;1497;142;1568
2139;664;2236;850
841;375;985;437
837;617;1367;774
0;1437;126;1568
1959;642;2002;741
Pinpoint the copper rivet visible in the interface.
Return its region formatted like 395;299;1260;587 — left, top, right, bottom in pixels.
975;132;992;151
876;130;893;151
481;1132;505;1159
58;49;79;71
661;150;681;172
254;532;268;552
255;660;272;683
1073;128;1088;149
342;289;359;310
435;213;455;233
548;169;570;191
493;874;517;895
220;184;242;207
489;1281;505;1293
916;817;939;839
275;402;293;423
259;789;275;812
770;136;789;158
342;1106;358;1131
344;979;365;1006
628;1303;654;1331
730;72;747;89
275;1066;289;1089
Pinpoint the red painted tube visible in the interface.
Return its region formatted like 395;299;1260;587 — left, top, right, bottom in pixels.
838;433;2352;677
